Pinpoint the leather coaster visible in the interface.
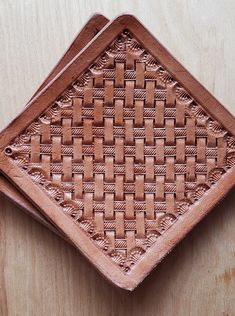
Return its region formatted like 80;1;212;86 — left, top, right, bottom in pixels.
0;14;109;239
0;15;235;290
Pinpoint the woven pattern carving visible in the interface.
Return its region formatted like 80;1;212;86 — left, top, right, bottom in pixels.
5;31;235;272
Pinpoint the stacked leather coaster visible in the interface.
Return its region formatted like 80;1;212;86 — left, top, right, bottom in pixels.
0;14;234;290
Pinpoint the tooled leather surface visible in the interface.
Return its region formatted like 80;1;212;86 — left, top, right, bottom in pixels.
5;30;235;272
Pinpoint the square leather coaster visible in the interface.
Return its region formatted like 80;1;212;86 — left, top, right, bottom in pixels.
0;15;235;290
0;14;109;239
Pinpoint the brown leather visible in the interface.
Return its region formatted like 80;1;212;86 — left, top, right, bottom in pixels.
0;176;64;237
29;14;109;101
0;15;235;290
0;14;109;238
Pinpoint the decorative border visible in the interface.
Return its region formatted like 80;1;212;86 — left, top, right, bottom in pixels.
1;15;235;289
4;31;235;272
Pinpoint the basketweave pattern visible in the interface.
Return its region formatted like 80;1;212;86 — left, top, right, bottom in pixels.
5;31;235;272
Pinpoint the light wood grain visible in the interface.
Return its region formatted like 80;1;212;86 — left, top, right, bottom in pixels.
0;1;235;315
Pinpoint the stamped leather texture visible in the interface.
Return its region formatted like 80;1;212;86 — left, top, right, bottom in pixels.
1;15;235;290
0;14;109;238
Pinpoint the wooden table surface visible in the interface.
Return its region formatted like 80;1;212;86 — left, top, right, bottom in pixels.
0;1;234;315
